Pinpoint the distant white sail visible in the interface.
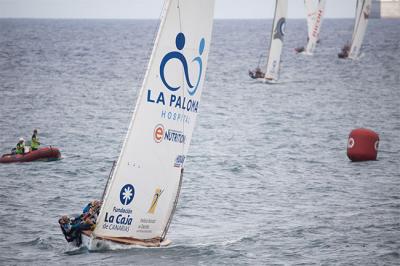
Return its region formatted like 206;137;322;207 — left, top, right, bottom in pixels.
263;0;288;82
352;0;363;41
93;0;215;242
348;0;372;59
305;0;317;40
305;0;326;55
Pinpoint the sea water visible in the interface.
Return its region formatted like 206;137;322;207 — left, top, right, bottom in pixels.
0;19;399;265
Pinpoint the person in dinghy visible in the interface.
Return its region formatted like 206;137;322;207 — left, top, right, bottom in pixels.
31;129;40;151
248;67;265;79
14;138;25;155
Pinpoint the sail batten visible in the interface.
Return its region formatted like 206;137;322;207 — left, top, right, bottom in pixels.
94;0;215;241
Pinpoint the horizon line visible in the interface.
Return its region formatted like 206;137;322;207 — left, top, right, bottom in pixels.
0;17;359;20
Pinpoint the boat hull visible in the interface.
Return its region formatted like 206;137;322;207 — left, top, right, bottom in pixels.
254;77;278;84
0;146;61;163
81;231;171;250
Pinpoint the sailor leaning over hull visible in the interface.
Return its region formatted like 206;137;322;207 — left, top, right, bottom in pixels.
59;200;101;246
338;44;350;59
248;67;265;79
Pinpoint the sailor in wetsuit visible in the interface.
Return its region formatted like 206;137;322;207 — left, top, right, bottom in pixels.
59;201;101;246
59;215;83;246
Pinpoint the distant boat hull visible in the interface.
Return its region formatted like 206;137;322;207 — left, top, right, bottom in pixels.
249;71;278;84
294;47;305;54
260;78;278;84
0;146;61;163
81;230;171;250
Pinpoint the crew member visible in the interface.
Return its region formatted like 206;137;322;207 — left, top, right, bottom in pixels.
249;67;265;79
15;138;25;155
295;46;305;53
31;129;40;151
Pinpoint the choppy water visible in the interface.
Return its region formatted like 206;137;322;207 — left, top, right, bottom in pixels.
0;18;399;265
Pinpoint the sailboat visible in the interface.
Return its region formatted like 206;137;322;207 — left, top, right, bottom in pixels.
62;0;215;250
295;0;326;55
249;0;288;83
338;0;372;59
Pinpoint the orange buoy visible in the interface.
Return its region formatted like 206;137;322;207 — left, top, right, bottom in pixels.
347;128;379;162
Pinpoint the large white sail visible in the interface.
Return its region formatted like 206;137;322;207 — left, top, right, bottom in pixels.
348;0;372;59
305;0;326;55
94;0;215;241
264;0;288;82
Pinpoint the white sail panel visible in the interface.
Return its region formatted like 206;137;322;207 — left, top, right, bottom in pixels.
305;0;317;39
352;0;362;41
264;0;288;81
305;0;326;54
94;0;215;240
349;0;372;59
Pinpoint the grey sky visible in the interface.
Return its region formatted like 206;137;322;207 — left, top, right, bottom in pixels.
0;0;358;19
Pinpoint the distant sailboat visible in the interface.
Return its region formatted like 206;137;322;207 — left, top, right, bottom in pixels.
338;0;372;59
249;0;288;83
295;0;326;55
62;0;215;249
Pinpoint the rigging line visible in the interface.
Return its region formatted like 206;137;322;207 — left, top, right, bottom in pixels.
160;0;185;241
101;160;116;202
140;0;168;82
265;0;278;72
177;0;185;155
161;168;184;240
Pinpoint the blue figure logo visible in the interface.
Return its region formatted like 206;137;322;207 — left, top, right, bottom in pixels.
120;184;135;205
273;18;286;41
160;32;205;96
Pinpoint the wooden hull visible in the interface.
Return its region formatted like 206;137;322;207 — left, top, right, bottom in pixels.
81;230;171;250
0;146;61;163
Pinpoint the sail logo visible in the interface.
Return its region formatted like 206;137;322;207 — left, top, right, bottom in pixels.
147;188;164;214
311;9;323;38
146;33;205;114
174;155;185;168
120;184;135;205
154;124;165;143
153;124;186;144
273;18;286;41
160;32;205;96
348;137;355;148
